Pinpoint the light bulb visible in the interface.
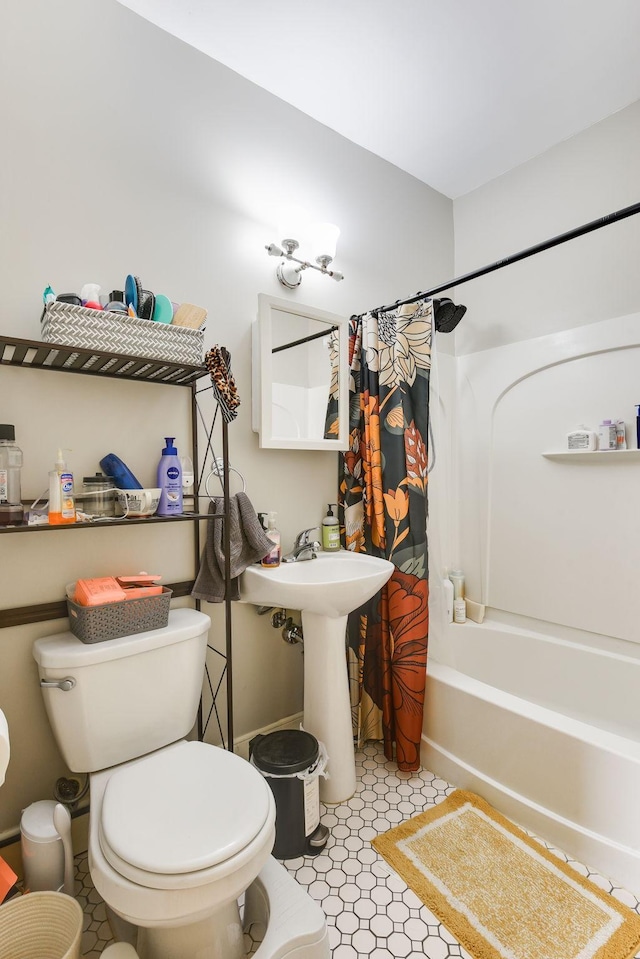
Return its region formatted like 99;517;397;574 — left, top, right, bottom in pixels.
310;222;340;262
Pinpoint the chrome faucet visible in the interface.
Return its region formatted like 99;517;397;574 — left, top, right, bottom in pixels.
282;526;321;562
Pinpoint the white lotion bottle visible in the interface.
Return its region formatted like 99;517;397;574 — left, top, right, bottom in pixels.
449;569;465;601
180;455;195;510
442;573;454;623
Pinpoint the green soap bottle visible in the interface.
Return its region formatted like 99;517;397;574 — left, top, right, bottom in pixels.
322;503;340;552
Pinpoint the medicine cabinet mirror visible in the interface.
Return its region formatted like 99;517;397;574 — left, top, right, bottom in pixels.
252;294;349;450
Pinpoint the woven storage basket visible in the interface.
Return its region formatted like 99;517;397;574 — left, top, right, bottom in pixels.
0;891;82;959
41;302;203;366
67;587;172;643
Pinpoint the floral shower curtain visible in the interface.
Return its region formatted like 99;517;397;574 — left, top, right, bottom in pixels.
339;299;431;771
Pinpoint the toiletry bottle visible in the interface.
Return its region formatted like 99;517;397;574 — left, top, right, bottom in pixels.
156;437;183;516
48;449;76;525
0;425;23;526
615;420;627;450
322;503;340;552
442;572;454;624
180;455;195;511
597;420;617;450
566;426;597;451
449;569;465;601
454;597;467;624
261;512;281;568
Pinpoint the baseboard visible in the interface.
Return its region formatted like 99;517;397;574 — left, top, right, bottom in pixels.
233;712;304;761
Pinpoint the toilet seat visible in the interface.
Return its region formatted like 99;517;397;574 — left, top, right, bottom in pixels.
99;741;273;888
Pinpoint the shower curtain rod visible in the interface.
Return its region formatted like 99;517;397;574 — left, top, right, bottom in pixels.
367;199;640;316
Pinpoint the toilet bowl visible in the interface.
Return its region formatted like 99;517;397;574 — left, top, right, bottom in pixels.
89;740;276;957
33;610;329;959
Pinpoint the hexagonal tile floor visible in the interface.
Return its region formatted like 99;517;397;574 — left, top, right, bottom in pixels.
75;742;640;958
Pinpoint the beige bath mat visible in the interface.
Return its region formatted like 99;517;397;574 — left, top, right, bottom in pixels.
372;790;640;959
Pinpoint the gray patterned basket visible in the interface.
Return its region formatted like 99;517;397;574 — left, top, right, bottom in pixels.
41;302;203;366
67;587;173;643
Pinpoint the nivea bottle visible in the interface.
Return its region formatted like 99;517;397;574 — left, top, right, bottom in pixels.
157;437;183;516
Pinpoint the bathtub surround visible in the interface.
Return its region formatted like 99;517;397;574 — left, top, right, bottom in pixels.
374;790;640;959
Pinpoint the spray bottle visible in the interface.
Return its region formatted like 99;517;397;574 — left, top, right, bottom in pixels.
48;450;75;525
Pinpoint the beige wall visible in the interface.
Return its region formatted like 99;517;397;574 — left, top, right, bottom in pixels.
0;0;453;837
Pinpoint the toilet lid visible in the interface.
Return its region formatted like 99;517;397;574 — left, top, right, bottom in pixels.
100;741;272;875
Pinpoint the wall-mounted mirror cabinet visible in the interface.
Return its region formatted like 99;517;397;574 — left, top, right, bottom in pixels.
252;294;349;450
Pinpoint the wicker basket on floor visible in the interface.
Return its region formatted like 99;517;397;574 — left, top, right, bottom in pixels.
0;891;83;959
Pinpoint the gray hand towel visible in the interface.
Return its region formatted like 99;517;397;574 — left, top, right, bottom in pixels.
191;491;274;603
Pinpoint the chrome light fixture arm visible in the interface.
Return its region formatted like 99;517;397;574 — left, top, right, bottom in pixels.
265;241;344;288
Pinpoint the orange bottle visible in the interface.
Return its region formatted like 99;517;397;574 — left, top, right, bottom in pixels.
48;449;76;525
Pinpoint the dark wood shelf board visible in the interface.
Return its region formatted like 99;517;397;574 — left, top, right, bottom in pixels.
0;581;195;630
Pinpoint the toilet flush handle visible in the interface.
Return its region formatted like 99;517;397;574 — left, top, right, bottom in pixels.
40;677;76;692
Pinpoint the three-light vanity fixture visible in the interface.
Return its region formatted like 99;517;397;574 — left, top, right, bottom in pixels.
265;221;343;288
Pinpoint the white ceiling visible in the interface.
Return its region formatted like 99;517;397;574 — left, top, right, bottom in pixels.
116;0;640;198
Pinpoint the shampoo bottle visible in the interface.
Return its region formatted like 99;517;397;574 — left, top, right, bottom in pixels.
322;503;340;552
261;512;281;567
442;573;454;624
449;569;465;601
157;437;183;516
48;449;75;525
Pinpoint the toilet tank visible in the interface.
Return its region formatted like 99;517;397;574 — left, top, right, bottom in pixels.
33;608;211;773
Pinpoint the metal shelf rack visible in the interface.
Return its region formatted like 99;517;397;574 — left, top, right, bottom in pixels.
0;333;234;749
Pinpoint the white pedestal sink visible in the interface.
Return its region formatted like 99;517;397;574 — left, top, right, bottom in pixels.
240;551;394;803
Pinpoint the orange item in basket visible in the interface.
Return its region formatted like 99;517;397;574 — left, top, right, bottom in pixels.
74;577;127;606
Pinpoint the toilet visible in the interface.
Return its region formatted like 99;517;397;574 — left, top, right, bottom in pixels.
33;608;329;959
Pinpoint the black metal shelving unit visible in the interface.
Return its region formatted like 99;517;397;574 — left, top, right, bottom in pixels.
0;333;234;749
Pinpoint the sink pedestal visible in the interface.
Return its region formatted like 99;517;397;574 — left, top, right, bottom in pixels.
302;611;356;804
238;550;394;805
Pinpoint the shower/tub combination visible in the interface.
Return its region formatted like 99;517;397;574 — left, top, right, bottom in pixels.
425;312;640;896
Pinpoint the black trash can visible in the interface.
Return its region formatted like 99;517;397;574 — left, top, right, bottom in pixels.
250;729;328;859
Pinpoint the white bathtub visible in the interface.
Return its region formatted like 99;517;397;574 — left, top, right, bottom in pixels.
422;616;640;895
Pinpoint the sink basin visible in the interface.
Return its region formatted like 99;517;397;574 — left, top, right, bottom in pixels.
240;550;394;618
240;549;394;804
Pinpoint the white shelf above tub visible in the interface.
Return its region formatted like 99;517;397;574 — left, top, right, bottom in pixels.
542;450;640;461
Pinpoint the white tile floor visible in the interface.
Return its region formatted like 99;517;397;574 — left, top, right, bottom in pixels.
76;741;640;958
